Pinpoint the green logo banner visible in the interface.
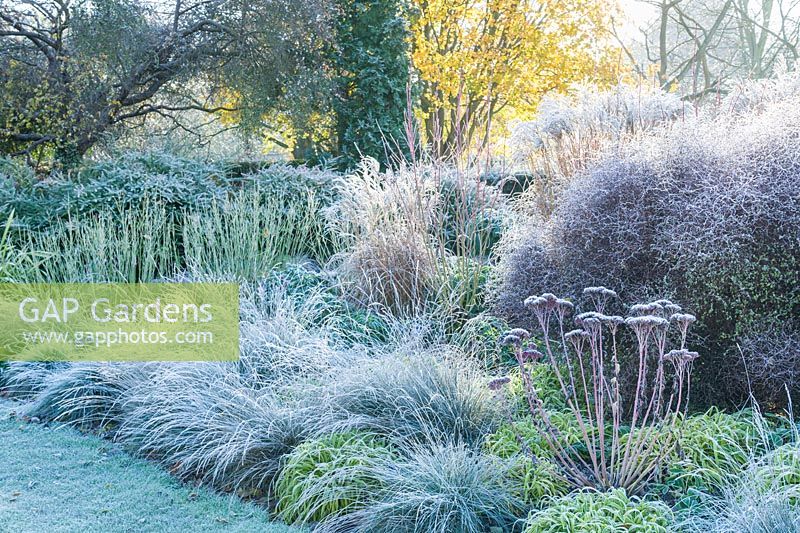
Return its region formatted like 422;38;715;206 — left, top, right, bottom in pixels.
0;283;239;361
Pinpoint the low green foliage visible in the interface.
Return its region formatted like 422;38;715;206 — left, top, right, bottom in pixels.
507;363;571;415
485;412;585;460
654;409;761;508
274;431;392;524
525;489;672;533
484;412;581;504
752;443;800;493
451;313;514;368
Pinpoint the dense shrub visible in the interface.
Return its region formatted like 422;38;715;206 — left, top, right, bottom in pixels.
524;489;672;533
492;82;800;409
274;431;393;524
728;323;800;410
319;443;520;533
1;152;226;227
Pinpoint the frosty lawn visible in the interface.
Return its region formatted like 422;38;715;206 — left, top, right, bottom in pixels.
0;401;298;533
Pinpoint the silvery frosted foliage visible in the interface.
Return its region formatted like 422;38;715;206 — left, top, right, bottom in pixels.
497;288;698;491
510;83;683;164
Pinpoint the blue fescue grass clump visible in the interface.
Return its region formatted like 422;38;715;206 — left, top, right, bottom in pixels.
317;443;521;533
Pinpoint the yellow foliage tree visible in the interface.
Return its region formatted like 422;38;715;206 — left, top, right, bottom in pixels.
411;0;621;159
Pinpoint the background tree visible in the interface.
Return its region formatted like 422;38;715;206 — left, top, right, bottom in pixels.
617;0;800;96
331;0;411;168
410;0;619;160
0;0;331;168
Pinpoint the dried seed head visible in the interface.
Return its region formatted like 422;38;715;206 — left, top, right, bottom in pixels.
507;328;531;340
583;286;618;299
664;349;699;364
630;302;663;316
575;311;603;325
521;347;544;363
670;313;697;326
499;334;522;347
488;376;511;391
625;315;669;335
555;298;574;311
565;329;590;340
565;328;590;351
524;295;547;311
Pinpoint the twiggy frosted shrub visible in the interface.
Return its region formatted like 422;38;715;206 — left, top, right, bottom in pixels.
317;443;520;533
524;488;672;533
316;351;501;446
493;79;800;409
728;323;800;409
495;289;698;491
274;431;393;525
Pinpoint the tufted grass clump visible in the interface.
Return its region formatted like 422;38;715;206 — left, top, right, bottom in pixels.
117;366;309;493
19;363;152;429
524;488;672;533
318;443;521;533
274;431;393;525
183;187;328;280
317;351;501;446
